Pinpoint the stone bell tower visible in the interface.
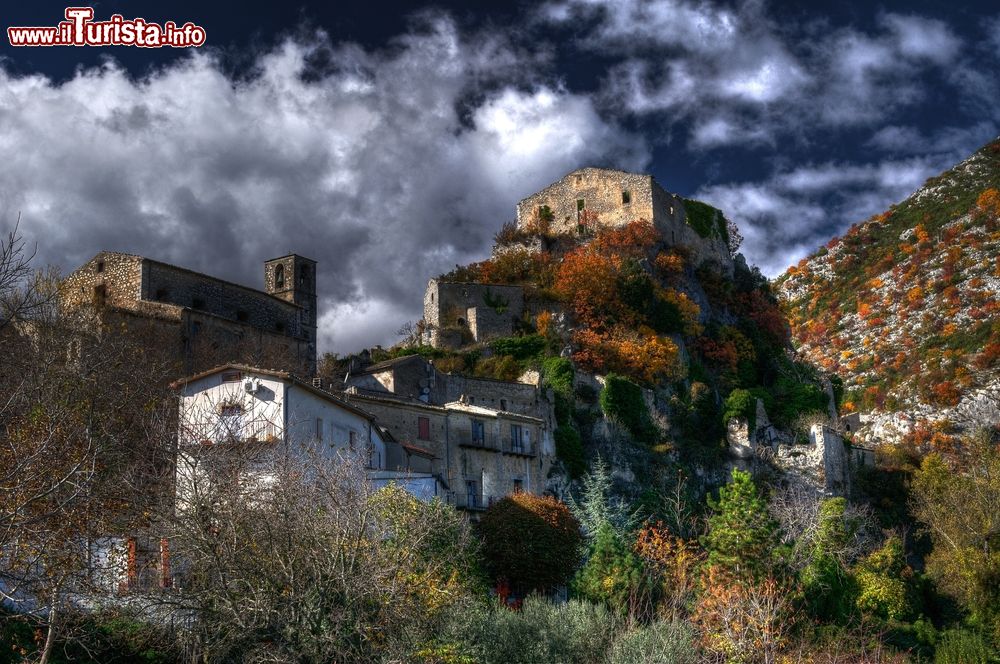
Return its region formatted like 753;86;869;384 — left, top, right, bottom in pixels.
264;254;317;370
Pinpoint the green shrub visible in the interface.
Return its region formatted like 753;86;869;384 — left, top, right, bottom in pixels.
682;198;724;239
473;355;521;382
573;523;650;612
599;374;655;442
490;334;546;361
769;376;827;428
542;356;575;398
934;628;995;664
722;388;756;429
608;620;699;664
461;597;619;664
801;498;859;623
554;426;587;478
855;537;918;621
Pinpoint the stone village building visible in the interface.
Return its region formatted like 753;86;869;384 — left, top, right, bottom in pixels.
170;364;444;501
97;363;447;591
59;251;318;376
340;388;552;511
335;353;558;510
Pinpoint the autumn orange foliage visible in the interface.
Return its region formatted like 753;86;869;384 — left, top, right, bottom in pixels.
573;326;683;384
975;188;1000;218
634;523;704;619
692;566;795;662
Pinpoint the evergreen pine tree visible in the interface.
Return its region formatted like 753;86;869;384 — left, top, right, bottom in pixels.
701;468;779;579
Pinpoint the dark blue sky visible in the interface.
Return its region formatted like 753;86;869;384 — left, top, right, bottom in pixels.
1;1;998;352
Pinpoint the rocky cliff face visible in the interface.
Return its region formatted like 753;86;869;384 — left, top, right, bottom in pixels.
777;138;1000;444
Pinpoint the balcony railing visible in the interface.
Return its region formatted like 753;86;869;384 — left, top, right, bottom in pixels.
181;419;282;446
503;439;535;457
457;433;536;456
457;432;500;452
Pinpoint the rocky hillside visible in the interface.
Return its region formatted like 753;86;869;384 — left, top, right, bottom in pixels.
384;201;838;499
777;138;1000;443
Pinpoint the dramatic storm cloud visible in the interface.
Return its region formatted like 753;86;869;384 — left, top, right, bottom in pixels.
2;1;998;350
0;17;646;353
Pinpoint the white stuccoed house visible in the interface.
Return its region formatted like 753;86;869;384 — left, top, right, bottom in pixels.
171;364;445;503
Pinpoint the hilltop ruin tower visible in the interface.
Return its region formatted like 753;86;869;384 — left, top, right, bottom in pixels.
516;167;732;269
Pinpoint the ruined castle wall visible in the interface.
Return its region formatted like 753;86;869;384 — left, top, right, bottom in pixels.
650;184;732;272
516;168;656;234
423;280;524;347
467;306;513;342
60;253;145;311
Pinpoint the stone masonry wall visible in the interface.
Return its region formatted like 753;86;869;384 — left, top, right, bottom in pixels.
341;393;549;507
60;251;316;375
516;168;733;273
142;259;301;336
423;280;524;347
517;168;656;234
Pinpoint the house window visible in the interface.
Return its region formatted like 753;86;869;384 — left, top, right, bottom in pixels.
349;430;357;449
622;190;631;204
155;288;168;301
512;478;523;493
275;322;285;333
466;480;479;508
192;321;202;335
274;263;285;288
96;260;104;273
511;424;525;453
576;198;585;211
236;310;248;322
299;265;309;286
219;404;243;440
471;419;485;445
500;399;507;411
221;371;242;383
93;284;107;307
417;416;430;440
316;418;324;441
192;297;205;309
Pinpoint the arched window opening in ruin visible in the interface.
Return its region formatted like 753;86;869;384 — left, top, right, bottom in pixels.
93;284;106;307
622;190;631;204
274;264;285;288
96;260;104;273
299;265;309;286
